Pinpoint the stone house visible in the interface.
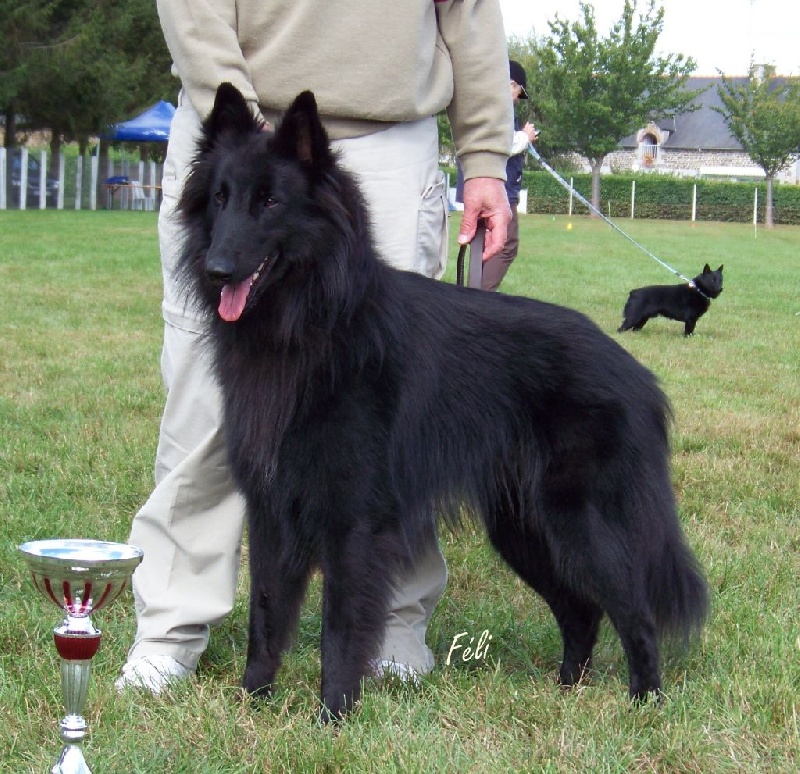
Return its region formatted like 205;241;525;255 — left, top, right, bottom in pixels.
603;76;799;184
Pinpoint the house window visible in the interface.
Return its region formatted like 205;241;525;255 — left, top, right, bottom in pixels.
640;133;658;166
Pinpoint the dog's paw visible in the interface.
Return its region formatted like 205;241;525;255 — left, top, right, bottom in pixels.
241;663;276;700
559;658;592;687
630;687;664;707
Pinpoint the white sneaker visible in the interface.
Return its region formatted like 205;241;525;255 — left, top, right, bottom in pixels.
371;659;422;686
115;655;194;695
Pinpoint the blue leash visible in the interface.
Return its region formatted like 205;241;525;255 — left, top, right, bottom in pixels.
526;143;710;299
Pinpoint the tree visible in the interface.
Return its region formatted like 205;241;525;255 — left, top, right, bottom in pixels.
527;0;698;211
0;0;61;148
17;0;174;155
716;66;800;228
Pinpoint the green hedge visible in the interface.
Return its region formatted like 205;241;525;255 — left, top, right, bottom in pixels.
522;170;800;225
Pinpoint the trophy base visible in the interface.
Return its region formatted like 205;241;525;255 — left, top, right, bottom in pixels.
52;744;91;774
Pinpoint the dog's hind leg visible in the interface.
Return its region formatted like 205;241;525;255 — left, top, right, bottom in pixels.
618;315;649;333
618;296;646;333
521;472;664;702
604;598;661;701
550;502;662;700
618;295;652;332
318;527;403;722
486;510;603;688
549;591;604;686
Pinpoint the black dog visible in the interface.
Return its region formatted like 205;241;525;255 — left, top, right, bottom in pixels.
178;83;708;721
618;265;724;336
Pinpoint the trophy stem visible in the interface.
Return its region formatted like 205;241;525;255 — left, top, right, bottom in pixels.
51;618;102;774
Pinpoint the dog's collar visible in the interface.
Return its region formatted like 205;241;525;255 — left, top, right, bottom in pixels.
688;280;711;301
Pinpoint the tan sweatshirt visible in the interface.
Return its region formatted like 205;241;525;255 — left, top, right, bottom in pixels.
156;0;512;181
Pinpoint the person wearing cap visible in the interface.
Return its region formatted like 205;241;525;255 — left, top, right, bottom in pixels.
483;59;538;291
115;0;513;695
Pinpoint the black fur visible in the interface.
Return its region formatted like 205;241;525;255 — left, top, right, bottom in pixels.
618;265;724;336
178;83;709;721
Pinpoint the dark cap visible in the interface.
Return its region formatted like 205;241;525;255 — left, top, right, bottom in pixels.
509;60;529;99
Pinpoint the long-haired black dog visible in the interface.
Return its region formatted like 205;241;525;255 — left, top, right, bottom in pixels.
618;264;724;336
178;83;708;721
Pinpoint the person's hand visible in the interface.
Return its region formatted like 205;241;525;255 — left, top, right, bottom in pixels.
523;122;538;143
458;177;512;260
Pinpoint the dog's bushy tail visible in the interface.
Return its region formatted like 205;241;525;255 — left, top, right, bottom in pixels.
648;530;709;641
632;407;709;642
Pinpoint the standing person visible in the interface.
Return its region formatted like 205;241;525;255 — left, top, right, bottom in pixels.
116;0;513;694
456;59;537;292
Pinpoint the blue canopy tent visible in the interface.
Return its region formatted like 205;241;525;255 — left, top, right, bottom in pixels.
103;101;175;209
106;100;176;142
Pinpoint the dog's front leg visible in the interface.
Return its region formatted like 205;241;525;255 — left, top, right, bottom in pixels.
242;512;311;699
318;528;399;722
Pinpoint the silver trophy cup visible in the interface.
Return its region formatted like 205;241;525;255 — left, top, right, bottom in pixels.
18;539;143;774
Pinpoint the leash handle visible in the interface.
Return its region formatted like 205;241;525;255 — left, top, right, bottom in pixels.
456;219;485;289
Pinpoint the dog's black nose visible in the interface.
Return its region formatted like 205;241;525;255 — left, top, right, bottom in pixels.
206;256;235;285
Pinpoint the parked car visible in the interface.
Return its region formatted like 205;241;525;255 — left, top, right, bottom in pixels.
6;149;60;207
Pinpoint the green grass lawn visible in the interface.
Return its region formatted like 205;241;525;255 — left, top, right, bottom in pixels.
1;210;798;772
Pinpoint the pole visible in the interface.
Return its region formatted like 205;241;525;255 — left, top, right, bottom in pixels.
753;188;758;239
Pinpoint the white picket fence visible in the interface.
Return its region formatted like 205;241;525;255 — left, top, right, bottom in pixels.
0;147;163;211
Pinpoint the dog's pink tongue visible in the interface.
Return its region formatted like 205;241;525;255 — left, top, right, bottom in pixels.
218;279;251;322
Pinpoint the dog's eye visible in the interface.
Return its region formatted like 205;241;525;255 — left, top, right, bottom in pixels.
257;189;278;209
214;190;226;206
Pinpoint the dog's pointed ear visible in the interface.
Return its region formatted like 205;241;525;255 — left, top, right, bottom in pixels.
703;263;711;273
272;91;333;174
717;264;724;272
202;83;262;145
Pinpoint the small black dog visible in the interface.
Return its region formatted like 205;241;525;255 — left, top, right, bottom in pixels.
618;264;724;336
